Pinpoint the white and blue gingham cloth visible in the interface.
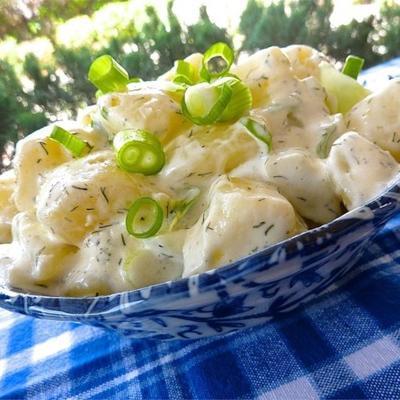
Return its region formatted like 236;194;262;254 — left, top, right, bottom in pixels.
1;60;400;400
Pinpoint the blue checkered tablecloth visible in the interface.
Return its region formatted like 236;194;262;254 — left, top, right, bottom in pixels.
1;60;400;400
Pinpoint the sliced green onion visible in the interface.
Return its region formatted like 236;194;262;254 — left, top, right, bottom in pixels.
203;42;234;78
316;124;339;159
219;72;241;80
173;60;196;85
88;55;129;94
113;129;165;175
182;81;232;125
126;197;163;238
240;117;272;150
342;55;364;80
128;77;142;84
217;77;252;122
199;65;211;82
182;76;251;125
199;70;241;85
49;125;89;157
160;81;186;103
169;187;200;230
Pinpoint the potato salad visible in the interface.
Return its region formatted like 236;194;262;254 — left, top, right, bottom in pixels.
0;43;399;296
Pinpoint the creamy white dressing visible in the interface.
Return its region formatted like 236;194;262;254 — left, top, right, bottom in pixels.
345;79;400;161
182;176;306;277
326;131;400;210
0;170;17;243
265;149;342;224
0;45;398;296
94;81;188;142
13;121;108;212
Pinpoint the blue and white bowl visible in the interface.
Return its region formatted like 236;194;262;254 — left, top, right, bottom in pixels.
0;181;399;340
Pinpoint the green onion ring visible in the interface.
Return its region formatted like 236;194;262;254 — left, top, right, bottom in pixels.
182;82;232;125
126;197;163;238
49;125;89;157
217;77;253;122
240;117;272;150
113;129;165;175
169;187;201;231
161;81;187;103
203;42;234;79
173;60;196;86
342;55;365;80
128;77;142;84
316;124;338;159
88;55;129;94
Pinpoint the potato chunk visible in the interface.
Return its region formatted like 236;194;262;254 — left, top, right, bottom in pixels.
183;176;306;276
232;47;292;108
13;121;107;211
161;122;260;189
266;149;342;224
251;77;344;155
283;45;326;79
7;212;77;289
64;222;183;295
95;81;187;141
63;221;132;296
0;170;18;243
345;79;400;161
327;131;400;210
36;151;146;245
233;46;345;157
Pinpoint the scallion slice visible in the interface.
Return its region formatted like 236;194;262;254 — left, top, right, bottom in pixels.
49;125;89;157
182;82;232;125
199;65;211;82
88;55;129;94
126;197;163;238
316;124;338;158
342;55;364;80
217;77;252;122
128;77;142;84
182;77;252;125
169;187;200;230
240;117;272;150
173;60;196;85
113;129;165;175
159;81;186;103
203;42;234;78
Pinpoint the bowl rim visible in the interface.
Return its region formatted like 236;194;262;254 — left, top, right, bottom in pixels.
1;177;399;305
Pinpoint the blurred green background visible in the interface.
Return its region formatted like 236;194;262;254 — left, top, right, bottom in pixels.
1;0;399;159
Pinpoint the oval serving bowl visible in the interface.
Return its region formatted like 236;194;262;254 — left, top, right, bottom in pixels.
0;180;399;340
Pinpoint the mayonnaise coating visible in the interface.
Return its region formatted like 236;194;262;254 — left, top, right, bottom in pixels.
283;45;327;80
13;121;107;211
251;77;343;155
345;79;400;161
36;151;147;245
94;81;187;141
7;212;77;292
232;47;291;108
266;149;342;224
327;131;399;210
0;170;18;243
160;122;260;189
183;176;306;276
0;45;399;296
